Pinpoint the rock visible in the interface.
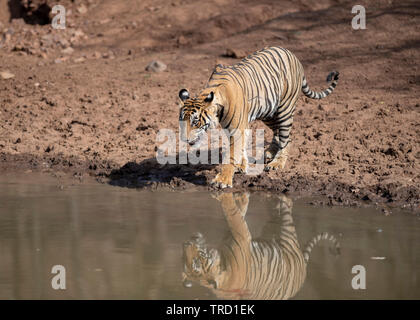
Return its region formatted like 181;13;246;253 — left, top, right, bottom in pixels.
54;56;69;64
147;6;161;12
74;57;86;63
2;29;13;45
0;71;15;79
62;47;74;55
41;34;53;47
92;51;102;59
77;5;88;14
102;51;115;59
72;29;85;38
145;60;167;72
45;145;54;153
58;38;70;48
177;35;189;46
225;48;247;59
99;18;111;25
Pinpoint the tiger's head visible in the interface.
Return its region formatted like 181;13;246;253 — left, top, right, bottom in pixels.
178;89;220;146
182;232;224;290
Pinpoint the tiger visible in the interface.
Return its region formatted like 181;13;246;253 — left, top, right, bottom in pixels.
178;46;339;188
182;192;340;300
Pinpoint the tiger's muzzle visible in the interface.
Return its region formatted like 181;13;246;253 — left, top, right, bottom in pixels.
179;121;210;146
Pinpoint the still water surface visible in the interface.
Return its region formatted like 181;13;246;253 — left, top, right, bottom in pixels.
0;175;418;299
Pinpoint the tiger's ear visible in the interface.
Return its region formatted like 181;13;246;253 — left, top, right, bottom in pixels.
204;91;214;103
179;89;189;102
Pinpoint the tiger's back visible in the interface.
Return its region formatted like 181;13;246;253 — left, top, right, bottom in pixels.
208;47;305;126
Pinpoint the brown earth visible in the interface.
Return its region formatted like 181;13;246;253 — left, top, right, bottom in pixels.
0;0;419;212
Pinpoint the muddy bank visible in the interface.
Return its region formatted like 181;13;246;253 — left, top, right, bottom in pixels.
1;152;418;213
107;160;419;212
0;0;419;212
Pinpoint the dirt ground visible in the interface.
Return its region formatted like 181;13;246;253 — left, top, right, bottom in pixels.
0;0;419;212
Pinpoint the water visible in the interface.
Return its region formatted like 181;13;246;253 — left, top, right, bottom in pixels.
0;174;418;299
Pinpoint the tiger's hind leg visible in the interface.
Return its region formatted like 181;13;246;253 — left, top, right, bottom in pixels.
264;98;297;171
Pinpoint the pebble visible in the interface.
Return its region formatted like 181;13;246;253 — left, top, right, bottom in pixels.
99;18;111;25
145;60;167;72
0;71;15;79
73;57;86;63
54;57;69;64
77;5;88;14
93;51;102;59
62;47;75;55
102;51;115;59
177;35;189;46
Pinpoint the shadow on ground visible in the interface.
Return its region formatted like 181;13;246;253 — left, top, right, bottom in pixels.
107;156;215;189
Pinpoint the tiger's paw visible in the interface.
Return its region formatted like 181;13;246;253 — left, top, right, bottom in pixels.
235;159;248;174
264;150;275;164
264;157;287;171
211;173;233;189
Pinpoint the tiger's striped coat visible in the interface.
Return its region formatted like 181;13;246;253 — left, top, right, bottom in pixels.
179;46;339;188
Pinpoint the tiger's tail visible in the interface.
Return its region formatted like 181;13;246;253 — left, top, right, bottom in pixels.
302;71;339;100
303;232;341;263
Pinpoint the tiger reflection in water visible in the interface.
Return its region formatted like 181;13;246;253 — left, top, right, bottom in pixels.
182;193;340;300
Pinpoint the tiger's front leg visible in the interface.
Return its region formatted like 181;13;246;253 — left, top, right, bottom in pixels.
211;129;248;188
211;163;235;189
